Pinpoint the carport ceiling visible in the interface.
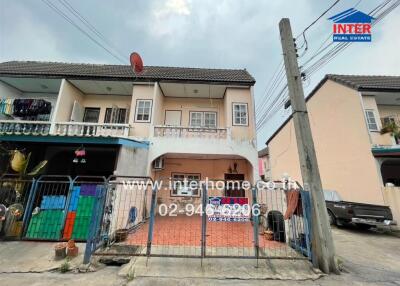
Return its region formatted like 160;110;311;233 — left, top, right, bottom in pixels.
159;83;229;98
164;153;246;160
373;91;400;106
0;76;62;93
70;80;134;96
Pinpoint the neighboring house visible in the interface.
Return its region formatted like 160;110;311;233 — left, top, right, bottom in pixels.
266;75;400;211
258;147;270;181
0;61;258;197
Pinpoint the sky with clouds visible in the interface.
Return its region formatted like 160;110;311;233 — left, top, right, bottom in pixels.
0;0;399;149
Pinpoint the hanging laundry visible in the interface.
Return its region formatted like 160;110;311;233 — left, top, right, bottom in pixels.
0;99;14;116
284;189;303;220
0;98;51;118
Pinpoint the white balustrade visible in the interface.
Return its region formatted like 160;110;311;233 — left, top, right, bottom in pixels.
53;122;130;137
0;120;130;138
153;126;229;140
0;120;51;135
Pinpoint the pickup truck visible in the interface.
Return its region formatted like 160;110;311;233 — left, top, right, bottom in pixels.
324;190;395;229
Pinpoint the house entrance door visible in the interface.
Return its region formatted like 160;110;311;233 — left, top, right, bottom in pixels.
224;173;245;197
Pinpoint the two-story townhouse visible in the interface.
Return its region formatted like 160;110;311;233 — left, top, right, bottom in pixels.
265;74;400;224
0;61;258;202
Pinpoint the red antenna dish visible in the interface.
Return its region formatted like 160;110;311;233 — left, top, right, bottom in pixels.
130;52;144;73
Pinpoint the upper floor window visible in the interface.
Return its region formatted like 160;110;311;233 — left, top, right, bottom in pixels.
365;110;378;131
233;103;248;126
204;112;217;128
189;111;217;128
104;108;127;124
190;112;203;127
83;107;100;123
382;116;396;126
135;100;152;122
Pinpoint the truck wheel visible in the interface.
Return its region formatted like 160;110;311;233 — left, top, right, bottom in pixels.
328;210;336;226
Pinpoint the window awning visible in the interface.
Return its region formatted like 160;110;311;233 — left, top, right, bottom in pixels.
372;146;400;157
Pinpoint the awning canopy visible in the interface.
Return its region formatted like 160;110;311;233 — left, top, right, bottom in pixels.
372;146;400;157
0;135;149;149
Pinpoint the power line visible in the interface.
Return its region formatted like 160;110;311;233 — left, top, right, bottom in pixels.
301;0;400;80
256;61;284;113
57;0;127;61
256;0;399;133
295;0;342;39
257;0;343;130
41;0;127;64
256;85;288;130
256;65;286;116
295;0;342;54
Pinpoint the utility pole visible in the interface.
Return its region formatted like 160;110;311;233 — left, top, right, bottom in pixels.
279;18;339;274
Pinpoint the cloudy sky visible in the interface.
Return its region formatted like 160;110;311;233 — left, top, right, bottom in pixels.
0;0;399;149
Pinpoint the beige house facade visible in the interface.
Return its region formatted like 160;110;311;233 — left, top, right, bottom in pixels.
0;61;258;203
265;75;400;218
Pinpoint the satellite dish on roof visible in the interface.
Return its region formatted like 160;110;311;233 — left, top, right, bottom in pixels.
130;52;144;73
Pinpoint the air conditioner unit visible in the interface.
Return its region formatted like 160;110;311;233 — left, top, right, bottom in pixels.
177;187;193;196
153;156;164;170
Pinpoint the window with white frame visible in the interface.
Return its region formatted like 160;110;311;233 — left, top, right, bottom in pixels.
189;111;217;128
382;116;396;126
104;108;127;124
190;112;203;127
233;103;248;126
204;112;217;128
135;100;152;122
365;110;378;131
171;173;201;197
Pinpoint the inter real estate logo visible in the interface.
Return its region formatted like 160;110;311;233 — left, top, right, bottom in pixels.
328;8;375;42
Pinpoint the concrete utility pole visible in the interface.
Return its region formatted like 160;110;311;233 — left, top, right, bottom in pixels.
279;18;339;274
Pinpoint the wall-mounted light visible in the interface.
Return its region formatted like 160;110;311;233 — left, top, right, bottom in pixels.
73;145;86;164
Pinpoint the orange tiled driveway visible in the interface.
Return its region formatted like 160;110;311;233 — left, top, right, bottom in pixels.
125;215;283;248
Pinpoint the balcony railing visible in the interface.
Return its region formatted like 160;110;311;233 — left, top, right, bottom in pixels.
0;120;130;138
0;120;51;135
154;125;229;139
380;115;400;145
381;115;400;127
53;122;130;137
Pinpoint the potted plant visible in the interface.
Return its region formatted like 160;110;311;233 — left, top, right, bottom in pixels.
380;121;400;143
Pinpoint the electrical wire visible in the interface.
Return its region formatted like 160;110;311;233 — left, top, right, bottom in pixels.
305;0;400;78
255;0;399;133
301;0;400;80
257;0;343;130
256;61;285;113
256;85;288;130
295;0;342;39
294;0;342;54
41;0;127;64
57;0;127;61
299;0;363;68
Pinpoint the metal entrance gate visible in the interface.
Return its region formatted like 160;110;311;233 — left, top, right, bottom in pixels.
0;175;34;240
93;178;312;263
255;183;311;259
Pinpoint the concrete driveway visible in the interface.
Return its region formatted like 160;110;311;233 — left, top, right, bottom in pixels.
328;226;400;285
0;226;399;285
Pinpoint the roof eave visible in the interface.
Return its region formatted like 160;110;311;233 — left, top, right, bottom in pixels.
0;73;255;86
